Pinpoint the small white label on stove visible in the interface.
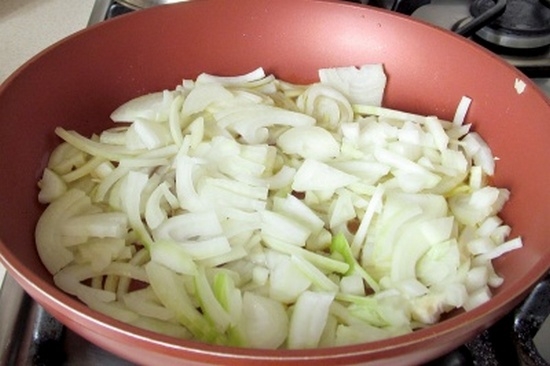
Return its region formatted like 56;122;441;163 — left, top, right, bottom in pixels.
514;78;527;94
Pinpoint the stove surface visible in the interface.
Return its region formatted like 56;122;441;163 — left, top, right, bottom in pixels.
412;0;550;77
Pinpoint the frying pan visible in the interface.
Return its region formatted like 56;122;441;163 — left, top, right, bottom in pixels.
0;0;549;364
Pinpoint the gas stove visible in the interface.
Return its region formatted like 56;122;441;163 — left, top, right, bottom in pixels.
1;1;549;365
411;0;550;78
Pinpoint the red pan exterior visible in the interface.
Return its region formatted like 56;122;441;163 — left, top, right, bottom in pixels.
0;0;549;364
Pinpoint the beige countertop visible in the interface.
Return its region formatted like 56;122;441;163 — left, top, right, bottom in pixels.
0;0;96;284
0;0;96;84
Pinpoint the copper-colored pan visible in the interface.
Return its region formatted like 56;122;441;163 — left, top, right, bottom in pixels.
0;0;549;364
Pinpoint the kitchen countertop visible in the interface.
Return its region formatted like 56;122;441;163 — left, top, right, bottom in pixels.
0;0;96;284
0;0;95;83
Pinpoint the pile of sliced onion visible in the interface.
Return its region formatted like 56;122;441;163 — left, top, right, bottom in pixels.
36;64;522;349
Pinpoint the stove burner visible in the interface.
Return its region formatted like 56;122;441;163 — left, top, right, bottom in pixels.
471;0;550;48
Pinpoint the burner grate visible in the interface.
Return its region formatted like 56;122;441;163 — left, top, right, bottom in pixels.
471;0;550;48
